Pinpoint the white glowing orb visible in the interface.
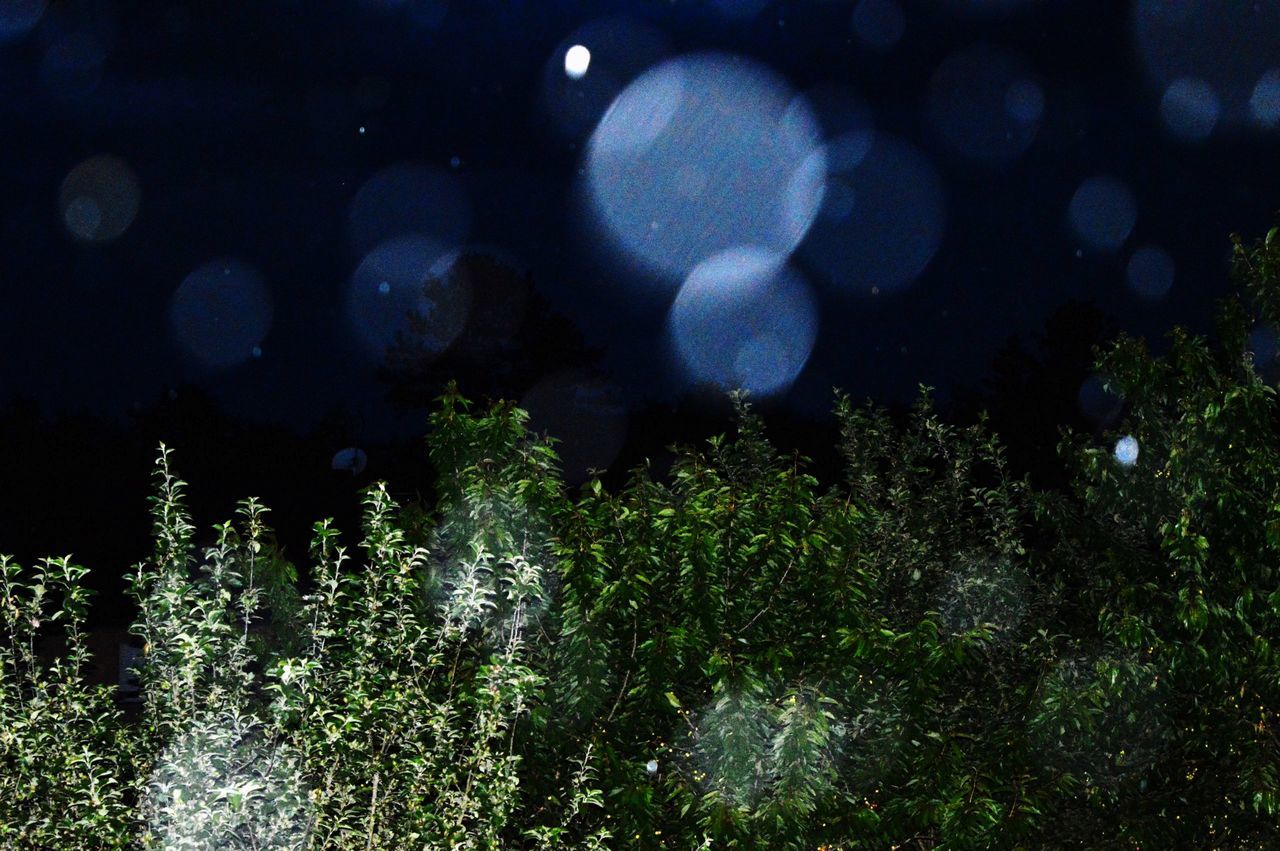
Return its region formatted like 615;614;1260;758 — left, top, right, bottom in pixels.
646;759;659;775
565;44;591;80
1115;435;1140;467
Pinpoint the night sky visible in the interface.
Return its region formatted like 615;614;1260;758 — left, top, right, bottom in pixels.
2;0;1280;619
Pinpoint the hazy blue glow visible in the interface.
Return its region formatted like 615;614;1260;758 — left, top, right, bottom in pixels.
1068;175;1136;252
925;44;1044;166
347;162;471;258
586;53;826;279
347;235;469;363
851;0;905;50
331;447;368;475
0;0;45;43
1114;435;1139;467
669;248;817;397
565;44;591;79
1159;77;1219;142
800;131;945;294
1251;70;1280;129
1126;245;1175;299
520;369;627;484
170;260;273;368
41;32;106;99
646;759;659;775
58;155;140;244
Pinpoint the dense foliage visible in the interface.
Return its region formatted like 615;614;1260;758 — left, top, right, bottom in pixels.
2;227;1280;848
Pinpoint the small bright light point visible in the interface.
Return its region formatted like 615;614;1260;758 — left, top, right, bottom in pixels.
1068;175;1136;252
378;280;391;295
1115;435;1140;467
358;126;366;135
565;44;591;80
1160;78;1219;142
646;759;659;775
1126;245;1175;299
251;345;262;358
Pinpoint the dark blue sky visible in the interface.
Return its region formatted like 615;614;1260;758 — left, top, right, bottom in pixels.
3;0;1279;443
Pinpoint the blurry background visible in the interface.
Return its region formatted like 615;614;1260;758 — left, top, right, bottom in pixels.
1;0;1278;623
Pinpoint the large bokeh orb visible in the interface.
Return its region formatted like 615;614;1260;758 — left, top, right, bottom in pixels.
585;53;826;280
668;247;818;398
924;44;1044;166
170;260;273;369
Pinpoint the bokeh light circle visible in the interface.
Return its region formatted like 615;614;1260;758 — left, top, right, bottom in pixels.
924;44;1044;166
1114;434;1140;467
668;247;818;397
1251;69;1280;130
170;260;273;369
1125;245;1175;299
520;369;628;485
586;52;826;279
799;131;946;295
1134;0;1280;135
1068;175;1136;252
346;162;471;258
58;155;140;244
564;44;591;79
1159;77;1219;143
346;235;470;364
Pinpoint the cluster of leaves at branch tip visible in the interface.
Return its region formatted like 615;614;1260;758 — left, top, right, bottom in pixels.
3;226;1280;847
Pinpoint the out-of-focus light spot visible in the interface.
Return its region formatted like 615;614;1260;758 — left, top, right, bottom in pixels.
1114;435;1139;467
358;125;366;135
711;0;770;21
1250;69;1280;129
347;162;471;258
851;0;905;50
1068;175;1136;252
1134;0;1280;133
520;369;628;485
1159;77;1219;142
565;44;591;79
59;155;140;245
668;247;817;398
586;53;825;280
646;759;659;775
0;0;45;42
170;260;273;369
41;32;106;99
540;17;672;145
251;345;262;359
925;44;1044;166
1126;245;1175;299
408;0;448;29
347;235;469;364
1078;373;1123;427
796;83;874;140
331;446;368;476
800;131;945;295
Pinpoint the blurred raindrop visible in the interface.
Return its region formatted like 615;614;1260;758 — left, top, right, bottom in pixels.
668;248;817;398
800;131;945;295
1114;434;1139;467
0;0;45;42
1125;245;1175;299
58;154;140;244
346;162;471;258
585;53;826;280
347;235;470;364
1068;174;1136;252
170;260;273;369
539;17;671;144
331;446;369;476
520;369;628;485
1134;0;1280;134
851;0;905;50
924;44;1044;166
1159;77;1219;142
